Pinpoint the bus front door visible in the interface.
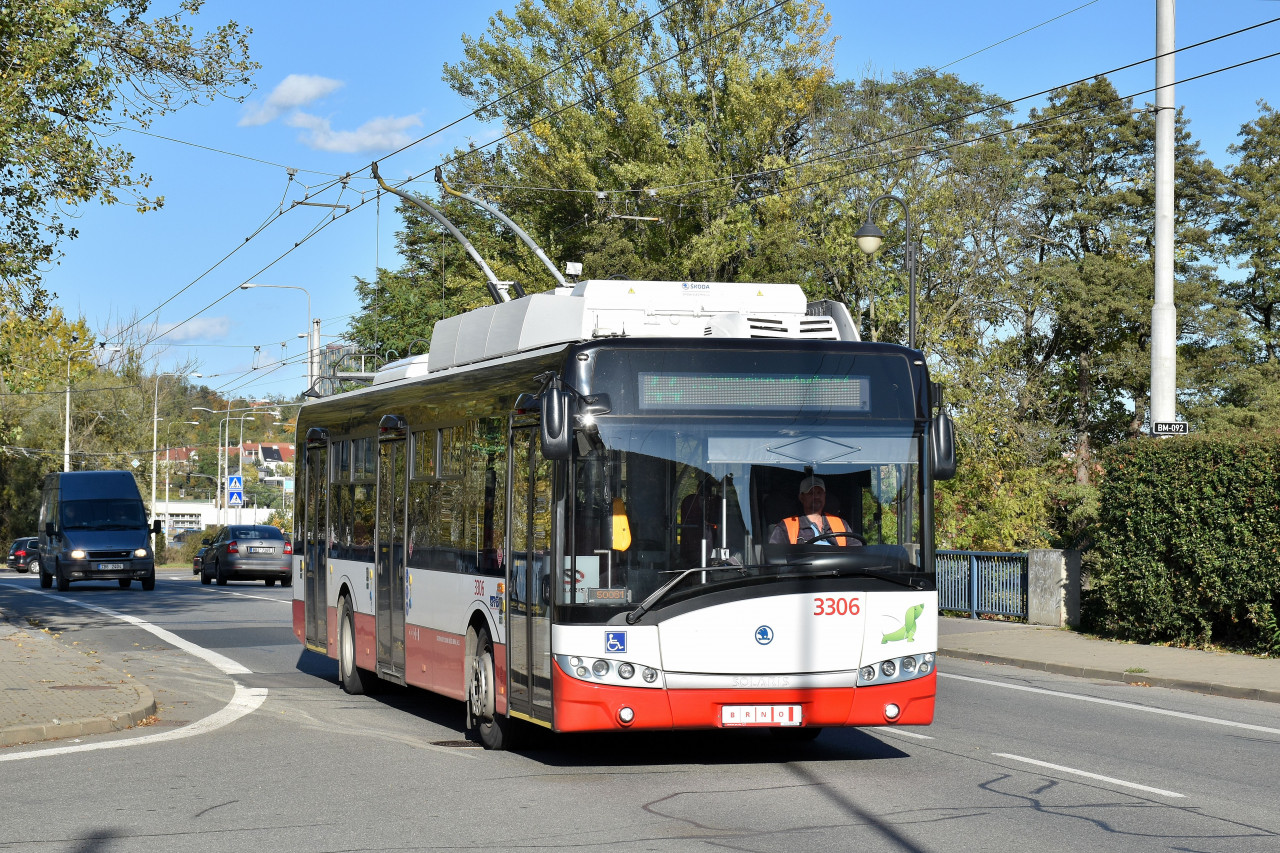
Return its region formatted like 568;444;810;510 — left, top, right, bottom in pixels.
303;443;328;651
508;426;554;725
375;436;407;682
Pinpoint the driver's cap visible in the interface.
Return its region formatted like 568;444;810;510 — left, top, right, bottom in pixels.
798;476;825;494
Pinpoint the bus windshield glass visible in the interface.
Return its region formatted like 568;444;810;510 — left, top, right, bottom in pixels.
560;416;926;621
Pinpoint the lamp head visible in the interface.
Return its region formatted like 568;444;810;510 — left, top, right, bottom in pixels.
855;222;885;255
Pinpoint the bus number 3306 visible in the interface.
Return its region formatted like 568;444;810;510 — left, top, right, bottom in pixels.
813;596;861;616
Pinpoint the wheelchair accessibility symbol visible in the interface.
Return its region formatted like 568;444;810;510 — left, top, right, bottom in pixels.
755;625;774;645
605;631;627;654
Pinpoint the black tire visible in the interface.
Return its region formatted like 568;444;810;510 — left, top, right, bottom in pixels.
281;573;293;587
200;565;211;585
141;574;155;591
468;626;518;750
39;566;52;589
265;578;276;587
26;558;39;575
338;595;370;695
56;563;70;592
119;578;132;589
215;562;228;586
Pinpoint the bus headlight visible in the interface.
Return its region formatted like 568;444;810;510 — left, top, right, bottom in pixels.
881;660;897;678
617;663;635;679
642;667;658;683
592;659;610;677
860;665;877;682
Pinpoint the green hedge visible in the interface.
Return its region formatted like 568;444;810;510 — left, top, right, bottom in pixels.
1089;434;1280;655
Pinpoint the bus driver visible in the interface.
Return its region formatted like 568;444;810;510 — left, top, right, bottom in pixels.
769;476;857;546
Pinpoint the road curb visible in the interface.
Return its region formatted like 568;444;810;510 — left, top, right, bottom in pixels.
0;685;157;748
939;649;1280;705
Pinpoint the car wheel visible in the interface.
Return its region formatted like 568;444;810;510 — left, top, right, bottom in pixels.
338;595;370;695
215;562;228;586
265;578;276;587
118;578;132;589
281;573;293;588
468;625;518;750
28;558;40;575
141;574;155;591
39;565;52;589
200;566;211;585
56;562;69;592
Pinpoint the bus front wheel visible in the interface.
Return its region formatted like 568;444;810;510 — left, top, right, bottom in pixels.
468;626;517;750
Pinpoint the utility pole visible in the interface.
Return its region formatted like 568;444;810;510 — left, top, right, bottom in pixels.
1150;0;1179;434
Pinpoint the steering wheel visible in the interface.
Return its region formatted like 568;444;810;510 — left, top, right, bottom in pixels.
805;530;866;546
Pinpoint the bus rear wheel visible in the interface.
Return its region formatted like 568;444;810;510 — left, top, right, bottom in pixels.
468;626;517;750
338;595;370;695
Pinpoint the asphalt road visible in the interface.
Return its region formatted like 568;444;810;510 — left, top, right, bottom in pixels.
1;570;1277;853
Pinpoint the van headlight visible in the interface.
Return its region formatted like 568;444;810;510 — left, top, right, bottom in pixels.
134;548;148;558
70;549;86;559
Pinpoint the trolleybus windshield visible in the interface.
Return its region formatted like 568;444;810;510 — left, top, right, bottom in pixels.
558;415;927;623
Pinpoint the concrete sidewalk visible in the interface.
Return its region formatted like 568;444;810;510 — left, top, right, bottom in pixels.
2;609;1277;750
0;620;155;748
939;616;1280;703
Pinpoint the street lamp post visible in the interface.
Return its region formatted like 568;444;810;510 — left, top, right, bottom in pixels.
151;372;200;542
239;283;315;391
162;420;200;536
64;337;121;472
855;194;918;350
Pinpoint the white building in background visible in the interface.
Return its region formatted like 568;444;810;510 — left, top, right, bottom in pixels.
155;500;274;535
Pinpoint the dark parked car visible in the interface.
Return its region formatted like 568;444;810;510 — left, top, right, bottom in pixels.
199;525;292;587
191;545;208;576
6;537;40;573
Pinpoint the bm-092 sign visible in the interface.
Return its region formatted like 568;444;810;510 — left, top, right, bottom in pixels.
1152;421;1189;436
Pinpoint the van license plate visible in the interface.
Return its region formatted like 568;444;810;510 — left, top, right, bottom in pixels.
720;705;803;726
97;563;124;570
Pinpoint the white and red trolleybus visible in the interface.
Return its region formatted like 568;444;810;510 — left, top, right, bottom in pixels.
291;277;956;748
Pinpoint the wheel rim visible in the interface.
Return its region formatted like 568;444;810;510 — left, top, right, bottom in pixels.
469;647;495;722
340;607;355;680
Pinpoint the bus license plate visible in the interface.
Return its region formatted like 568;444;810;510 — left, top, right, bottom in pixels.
721;705;802;727
249;547;273;554
97;563;124;571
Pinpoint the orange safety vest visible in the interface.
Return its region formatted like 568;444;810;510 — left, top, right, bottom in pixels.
782;514;850;545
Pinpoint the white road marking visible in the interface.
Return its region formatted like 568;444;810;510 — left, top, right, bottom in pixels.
993;752;1185;798
870;727;934;739
9;586;250;675
0;685;267;762
2;584;268;761
217;589;289;603
941;672;1280;736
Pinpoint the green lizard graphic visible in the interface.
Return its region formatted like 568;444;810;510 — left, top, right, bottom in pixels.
881;604;925;644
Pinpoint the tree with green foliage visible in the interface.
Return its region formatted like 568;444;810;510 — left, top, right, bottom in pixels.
0;0;255;313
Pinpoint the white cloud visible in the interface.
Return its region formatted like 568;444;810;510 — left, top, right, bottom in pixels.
239;74;345;127
161;316;231;343
286;112;423;154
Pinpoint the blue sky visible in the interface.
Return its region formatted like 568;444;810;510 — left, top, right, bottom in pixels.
43;1;1280;401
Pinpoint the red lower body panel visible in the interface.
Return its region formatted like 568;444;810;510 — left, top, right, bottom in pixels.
552;661;935;732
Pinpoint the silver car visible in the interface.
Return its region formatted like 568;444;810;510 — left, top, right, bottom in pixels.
199;525;293;587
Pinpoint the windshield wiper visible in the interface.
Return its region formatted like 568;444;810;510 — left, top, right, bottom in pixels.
626;561;746;624
782;562;924;589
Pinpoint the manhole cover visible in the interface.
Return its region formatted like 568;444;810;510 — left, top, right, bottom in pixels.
431;740;482;748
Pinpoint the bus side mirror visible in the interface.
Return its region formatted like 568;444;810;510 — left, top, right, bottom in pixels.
541;386;572;460
931;410;957;481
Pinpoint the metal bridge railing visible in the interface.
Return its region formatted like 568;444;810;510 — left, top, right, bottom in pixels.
936;550;1028;620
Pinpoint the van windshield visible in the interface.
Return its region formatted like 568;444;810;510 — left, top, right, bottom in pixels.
61;499;147;530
